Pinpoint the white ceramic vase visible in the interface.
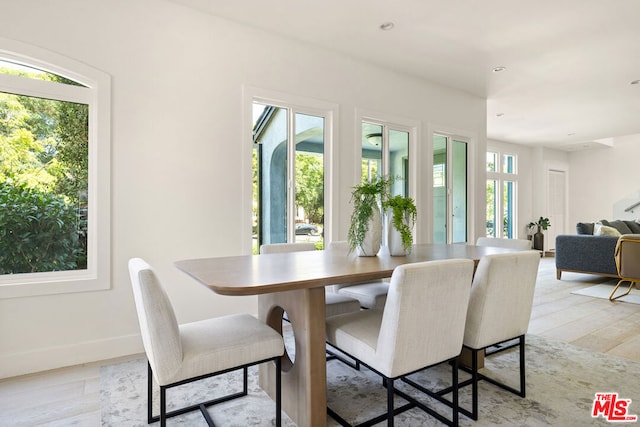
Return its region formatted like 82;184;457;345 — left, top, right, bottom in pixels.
386;210;414;256
356;207;382;256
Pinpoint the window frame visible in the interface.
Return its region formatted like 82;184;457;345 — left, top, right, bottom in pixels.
486;150;519;239
242;86;337;253
0;38;111;298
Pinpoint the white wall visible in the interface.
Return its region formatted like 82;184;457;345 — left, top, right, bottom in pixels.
492;135;640;251
0;0;486;378
568;133;640;226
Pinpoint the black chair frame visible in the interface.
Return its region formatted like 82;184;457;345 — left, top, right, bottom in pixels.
431;334;526;420
326;347;361;370
148;356;282;427
326;343;460;427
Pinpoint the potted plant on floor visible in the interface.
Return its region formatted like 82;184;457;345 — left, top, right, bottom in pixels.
382;194;417;256
347;176;390;256
528;216;551;251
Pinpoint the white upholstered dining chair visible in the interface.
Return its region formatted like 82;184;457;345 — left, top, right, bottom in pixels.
458;251;540;420
128;258;284;426
327;240;390;309
325;259;475;426
476;236;533;250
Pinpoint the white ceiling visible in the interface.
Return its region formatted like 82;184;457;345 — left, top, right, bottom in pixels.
172;0;640;151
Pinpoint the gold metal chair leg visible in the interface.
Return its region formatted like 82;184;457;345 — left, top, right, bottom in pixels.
609;280;637;301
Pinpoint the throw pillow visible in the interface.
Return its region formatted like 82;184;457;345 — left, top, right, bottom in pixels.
608;220;633;234
594;223;622;237
576;222;594;235
624;220;640;234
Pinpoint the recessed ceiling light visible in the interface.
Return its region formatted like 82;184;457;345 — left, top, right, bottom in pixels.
631;80;640;85
379;22;395;31
492;66;507;73
495;113;505;117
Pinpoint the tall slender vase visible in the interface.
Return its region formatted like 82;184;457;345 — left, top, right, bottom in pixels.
533;226;544;251
356;208;382;256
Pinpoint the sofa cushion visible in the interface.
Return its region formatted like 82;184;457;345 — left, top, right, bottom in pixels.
607;220;633;234
576;222;594;235
624;220;640;234
594;223;622;237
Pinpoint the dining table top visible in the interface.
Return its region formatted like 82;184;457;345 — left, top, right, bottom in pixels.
174;243;517;296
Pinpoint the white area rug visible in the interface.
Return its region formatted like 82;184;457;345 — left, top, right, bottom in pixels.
571;283;640;304
100;333;640;426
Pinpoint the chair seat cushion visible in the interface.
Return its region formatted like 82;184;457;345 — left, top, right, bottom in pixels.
325;292;361;317
338;281;389;309
166;314;284;385
326;309;383;368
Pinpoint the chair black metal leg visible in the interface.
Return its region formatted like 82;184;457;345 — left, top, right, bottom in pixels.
160;385;167;427
519;335;526;397
243;366;248;395
276;358;282;427
199;403;215;426
471;347;479;420
146;356;280;426
147;363;153;424
387;378;395;427
452;357;459;427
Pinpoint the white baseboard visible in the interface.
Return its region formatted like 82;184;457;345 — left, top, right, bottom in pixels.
0;334;144;379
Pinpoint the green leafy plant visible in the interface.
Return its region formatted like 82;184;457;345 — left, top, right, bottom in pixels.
0;182;83;274
347;176;391;252
528;216;551;231
383;194;417;254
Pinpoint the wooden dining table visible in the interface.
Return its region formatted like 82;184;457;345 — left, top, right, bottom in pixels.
175;243;516;427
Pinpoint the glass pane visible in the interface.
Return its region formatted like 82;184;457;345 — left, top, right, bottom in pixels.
503;154;516;174
451;139;468;243
486;180;497;237
389;129;409;197
503;180;515;238
295;113;324;249
486;152;497;172
0;92;88;273
253;102;288;246
432;135;447;244
0;59;85;87
361;122;382;183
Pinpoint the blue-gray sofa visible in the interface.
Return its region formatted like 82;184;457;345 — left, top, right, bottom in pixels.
555;219;640;280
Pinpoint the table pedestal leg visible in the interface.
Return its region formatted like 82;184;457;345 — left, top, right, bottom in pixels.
461;347;485;369
259;287;327;427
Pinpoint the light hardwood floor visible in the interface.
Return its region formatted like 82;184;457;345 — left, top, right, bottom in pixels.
1;257;639;426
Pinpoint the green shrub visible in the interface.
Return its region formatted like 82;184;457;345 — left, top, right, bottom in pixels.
0;182;83;274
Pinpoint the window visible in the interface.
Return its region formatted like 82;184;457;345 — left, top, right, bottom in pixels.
433;134;468;243
0;40;110;298
486;151;518;238
252;100;330;252
361;120;411;197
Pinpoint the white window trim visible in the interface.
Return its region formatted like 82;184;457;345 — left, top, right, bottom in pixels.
241;86;338;252
356;109;419;238
487;151;520;239
0;38;111;299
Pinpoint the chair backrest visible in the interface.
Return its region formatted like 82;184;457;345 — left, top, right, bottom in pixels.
476;237;532;250
128;258;183;385
260;242;316;254
464;251;540;349
615;234;640;280
376;259;474;378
